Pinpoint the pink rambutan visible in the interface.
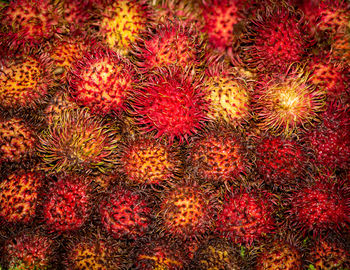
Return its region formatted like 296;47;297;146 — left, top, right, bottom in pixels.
99;186;152;240
131;19;205;73
216;188;276;245
131;66;208;143
42;176;91;233
0;0;60;53
287;180;350;236
239;4;313;74
254;67;325;136
254;134;308;188
68;46;137;116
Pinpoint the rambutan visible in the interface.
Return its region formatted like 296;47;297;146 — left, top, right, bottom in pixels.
0;118;37;164
254;134;307;188
0;171;42;224
55;0;91;33
254;67;325;136
287;180;350;236
158;181;217;241
131;20;205;73
68;46;136;116
187;126;249;184
135;239;187;269
307;54;349;100
331;27;350;63
201;0;245;51
152;0;203;27
38;108;120;174
203;61;251;127
118;135;182;186
43;91;79;126
216;188;276;245
99;186;152;239
4;231;56;269
65;233;127;270
46;34;93;83
192;238;243;269
239;4;313;74
0;54;53;112
256;240;302;270
308;239;350;269
42;176;91;233
0;0;60;53
95;0;151;54
302;102;350;171
131;66;208;143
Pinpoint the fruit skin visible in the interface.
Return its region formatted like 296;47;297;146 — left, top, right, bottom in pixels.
307;54;350;101
308;239;350;270
42;176;91;233
0;0;60;54
3;231;56;270
287;180;350;236
187;126;249;184
0;118;37;164
0;53;53;112
239;3;313;74
191;238;243;270
118;135;183;186
131;66;208;143
0;171;42;225
302;102;350;171
158;181;217;241
254;134;307;188
65;232;127;270
254;67;325;136
38;108;120;175
96;0;150;54
68;46;136;116
131;19;206;73
216;188;276;245
135;239;188;270
99;186;152;240
256;240;302;270
203;60;251;127
201;0;245;51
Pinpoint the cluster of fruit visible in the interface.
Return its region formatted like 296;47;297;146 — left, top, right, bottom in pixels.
0;0;349;269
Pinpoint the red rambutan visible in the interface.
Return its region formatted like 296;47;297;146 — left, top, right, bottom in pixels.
254;134;307;188
42;176;91;233
216;188;276;245
131;66;208;143
287;180;350;236
68;46;137;116
99;186;152;240
239;4;313;74
187;126;249;184
131;19;205;73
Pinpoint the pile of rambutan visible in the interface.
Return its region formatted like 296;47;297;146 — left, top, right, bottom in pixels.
0;0;349;269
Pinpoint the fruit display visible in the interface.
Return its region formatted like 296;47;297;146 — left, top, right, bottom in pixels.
0;0;349;269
